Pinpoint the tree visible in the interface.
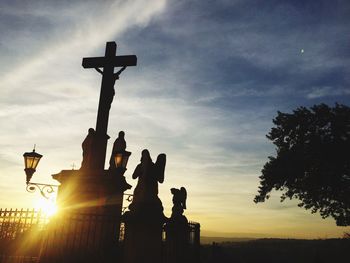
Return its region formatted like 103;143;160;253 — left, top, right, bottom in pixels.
254;103;350;226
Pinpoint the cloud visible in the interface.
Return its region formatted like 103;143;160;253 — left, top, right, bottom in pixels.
0;0;166;95
0;0;168;199
306;86;350;99
0;0;349;238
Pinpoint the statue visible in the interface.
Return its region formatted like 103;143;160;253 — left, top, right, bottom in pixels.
129;149;166;213
109;131;126;169
123;150;166;263
81;128;95;170
165;187;189;262
170;187;187;218
95;66;127;108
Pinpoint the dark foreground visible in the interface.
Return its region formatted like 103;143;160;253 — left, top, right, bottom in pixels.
200;238;350;263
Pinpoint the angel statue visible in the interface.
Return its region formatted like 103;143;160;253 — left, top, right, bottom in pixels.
129;149;166;213
170;187;187;218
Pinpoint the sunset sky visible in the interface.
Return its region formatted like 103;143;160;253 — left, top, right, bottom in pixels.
1;0;349;238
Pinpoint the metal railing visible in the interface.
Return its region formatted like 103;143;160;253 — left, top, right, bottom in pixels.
0;208;200;262
0;208;49;240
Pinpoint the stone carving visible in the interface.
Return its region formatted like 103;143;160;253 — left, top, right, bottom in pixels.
95;66;127;109
82;42;136;170
129;150;166;213
170;187;187;218
81;128;95;170
109;131;126;169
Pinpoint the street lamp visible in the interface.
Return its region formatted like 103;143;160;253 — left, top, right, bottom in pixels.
23;147;42;184
114;151;131;170
114;150;133;213
23;147;58;199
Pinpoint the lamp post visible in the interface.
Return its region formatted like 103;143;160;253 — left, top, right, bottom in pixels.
113;150;134;212
23;147;58;199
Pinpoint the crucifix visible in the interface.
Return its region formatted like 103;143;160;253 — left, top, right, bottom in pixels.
82;42;137;170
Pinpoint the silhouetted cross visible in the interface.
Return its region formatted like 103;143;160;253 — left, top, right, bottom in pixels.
82;42;137;170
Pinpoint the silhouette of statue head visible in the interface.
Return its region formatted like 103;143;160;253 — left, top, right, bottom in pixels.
141;149;151;162
88;128;95;134
118;131;125;138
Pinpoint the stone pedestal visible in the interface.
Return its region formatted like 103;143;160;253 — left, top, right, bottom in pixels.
164;216;190;263
122;200;165;263
123;213;164;263
40;169;130;263
52;169;129;216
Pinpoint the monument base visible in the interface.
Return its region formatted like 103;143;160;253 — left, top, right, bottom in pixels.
52;169;130;214
122;209;165;263
164;216;190;263
40;169;131;263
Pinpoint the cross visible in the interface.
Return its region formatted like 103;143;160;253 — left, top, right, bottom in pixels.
82;42;137;170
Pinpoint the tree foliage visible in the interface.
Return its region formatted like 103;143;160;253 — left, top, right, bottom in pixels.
254;104;350;226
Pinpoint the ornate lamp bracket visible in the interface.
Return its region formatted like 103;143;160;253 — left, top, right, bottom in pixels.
122;193;134;213
26;182;59;200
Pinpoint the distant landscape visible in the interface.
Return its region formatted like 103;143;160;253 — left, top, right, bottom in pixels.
200;238;349;263
201;236;256;244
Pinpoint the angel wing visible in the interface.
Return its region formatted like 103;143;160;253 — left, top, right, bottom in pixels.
155;153;166;183
180;187;187;209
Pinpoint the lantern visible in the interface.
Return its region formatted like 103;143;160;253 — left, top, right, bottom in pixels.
23;148;42;184
114;151;131;169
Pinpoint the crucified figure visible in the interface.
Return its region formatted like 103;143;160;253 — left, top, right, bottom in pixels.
95;66;127;84
94;66;127;108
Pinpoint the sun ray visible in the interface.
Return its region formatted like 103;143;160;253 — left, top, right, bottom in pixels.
34;198;58;217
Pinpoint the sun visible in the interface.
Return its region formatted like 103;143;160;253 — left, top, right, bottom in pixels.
34;199;58;217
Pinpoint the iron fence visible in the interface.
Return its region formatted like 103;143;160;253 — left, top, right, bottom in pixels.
0;208;200;263
0;209;49;240
0;208;49;262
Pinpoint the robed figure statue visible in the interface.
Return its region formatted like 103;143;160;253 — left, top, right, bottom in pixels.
109;131;126;170
81;128;95;170
129;149;166;214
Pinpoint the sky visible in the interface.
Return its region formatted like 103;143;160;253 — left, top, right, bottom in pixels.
0;0;350;238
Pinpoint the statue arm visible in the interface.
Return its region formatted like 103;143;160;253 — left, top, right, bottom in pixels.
132;164;142;179
94;68;103;74
113;66;127;80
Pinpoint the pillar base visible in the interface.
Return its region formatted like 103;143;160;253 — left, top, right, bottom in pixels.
122;209;166;263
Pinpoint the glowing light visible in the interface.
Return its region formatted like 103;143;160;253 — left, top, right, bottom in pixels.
34;199;58;217
300;49;305;54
